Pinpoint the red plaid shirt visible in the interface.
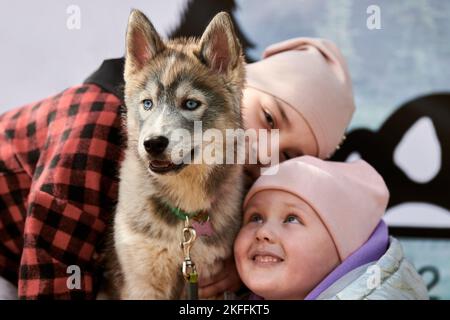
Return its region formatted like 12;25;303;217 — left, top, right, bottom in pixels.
0;82;124;299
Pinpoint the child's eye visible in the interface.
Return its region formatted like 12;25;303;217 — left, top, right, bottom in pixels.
262;109;275;129
284;215;301;224
248;213;263;223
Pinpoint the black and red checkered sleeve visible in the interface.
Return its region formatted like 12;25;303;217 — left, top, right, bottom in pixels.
0;84;124;299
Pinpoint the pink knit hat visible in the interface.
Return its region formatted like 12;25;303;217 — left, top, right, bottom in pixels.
246;37;356;159
243;156;389;261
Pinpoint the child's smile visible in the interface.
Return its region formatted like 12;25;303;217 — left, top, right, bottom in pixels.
249;246;285;266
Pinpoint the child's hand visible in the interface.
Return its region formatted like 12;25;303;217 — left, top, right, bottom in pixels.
198;256;242;299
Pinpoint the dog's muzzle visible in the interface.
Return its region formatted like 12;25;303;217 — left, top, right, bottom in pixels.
144;136;191;174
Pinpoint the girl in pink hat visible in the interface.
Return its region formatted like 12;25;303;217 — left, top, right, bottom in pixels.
234;156;428;300
242;37;356;183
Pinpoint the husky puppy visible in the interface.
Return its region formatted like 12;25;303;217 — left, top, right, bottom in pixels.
105;9;245;299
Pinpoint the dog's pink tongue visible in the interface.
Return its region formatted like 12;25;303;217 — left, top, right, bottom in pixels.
192;220;214;237
151;160;172;168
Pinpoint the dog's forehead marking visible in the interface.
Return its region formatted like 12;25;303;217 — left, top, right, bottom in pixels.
150;50;208;98
160;53;178;85
139;45;219;115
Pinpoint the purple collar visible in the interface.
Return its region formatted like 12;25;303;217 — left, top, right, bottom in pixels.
249;220;389;300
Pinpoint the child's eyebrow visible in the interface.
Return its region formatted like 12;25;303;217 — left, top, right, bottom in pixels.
243;206;257;216
284;203;300;211
283;203;308;216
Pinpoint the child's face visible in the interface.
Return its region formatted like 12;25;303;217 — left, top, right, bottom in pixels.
242;87;318;183
234;190;340;300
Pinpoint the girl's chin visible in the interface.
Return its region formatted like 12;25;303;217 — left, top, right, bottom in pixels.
242;268;283;295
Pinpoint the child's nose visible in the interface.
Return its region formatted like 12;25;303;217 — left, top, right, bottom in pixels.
255;223;275;242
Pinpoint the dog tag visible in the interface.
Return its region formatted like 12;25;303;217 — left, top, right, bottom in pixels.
192;220;214;237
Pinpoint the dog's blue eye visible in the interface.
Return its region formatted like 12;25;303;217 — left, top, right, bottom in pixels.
142;99;153;111
183;99;200;110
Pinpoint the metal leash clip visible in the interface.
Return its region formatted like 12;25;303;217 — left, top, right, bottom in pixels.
180;216;198;299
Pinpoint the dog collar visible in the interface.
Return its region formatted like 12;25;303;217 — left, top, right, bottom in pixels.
163;202;214;237
164;202;209;222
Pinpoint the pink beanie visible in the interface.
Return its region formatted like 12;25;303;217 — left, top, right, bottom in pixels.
243;156;389;261
246;37;356;159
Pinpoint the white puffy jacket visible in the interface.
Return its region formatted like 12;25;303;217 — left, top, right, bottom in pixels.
318;237;429;300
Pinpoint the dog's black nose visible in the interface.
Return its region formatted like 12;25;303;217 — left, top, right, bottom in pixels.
144;136;169;156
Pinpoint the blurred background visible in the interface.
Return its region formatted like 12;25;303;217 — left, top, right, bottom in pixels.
1;0;449;299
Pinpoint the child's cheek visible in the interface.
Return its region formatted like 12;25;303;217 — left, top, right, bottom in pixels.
233;226;250;258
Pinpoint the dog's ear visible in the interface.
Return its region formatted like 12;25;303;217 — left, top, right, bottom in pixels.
125;9;165;77
198;12;242;74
